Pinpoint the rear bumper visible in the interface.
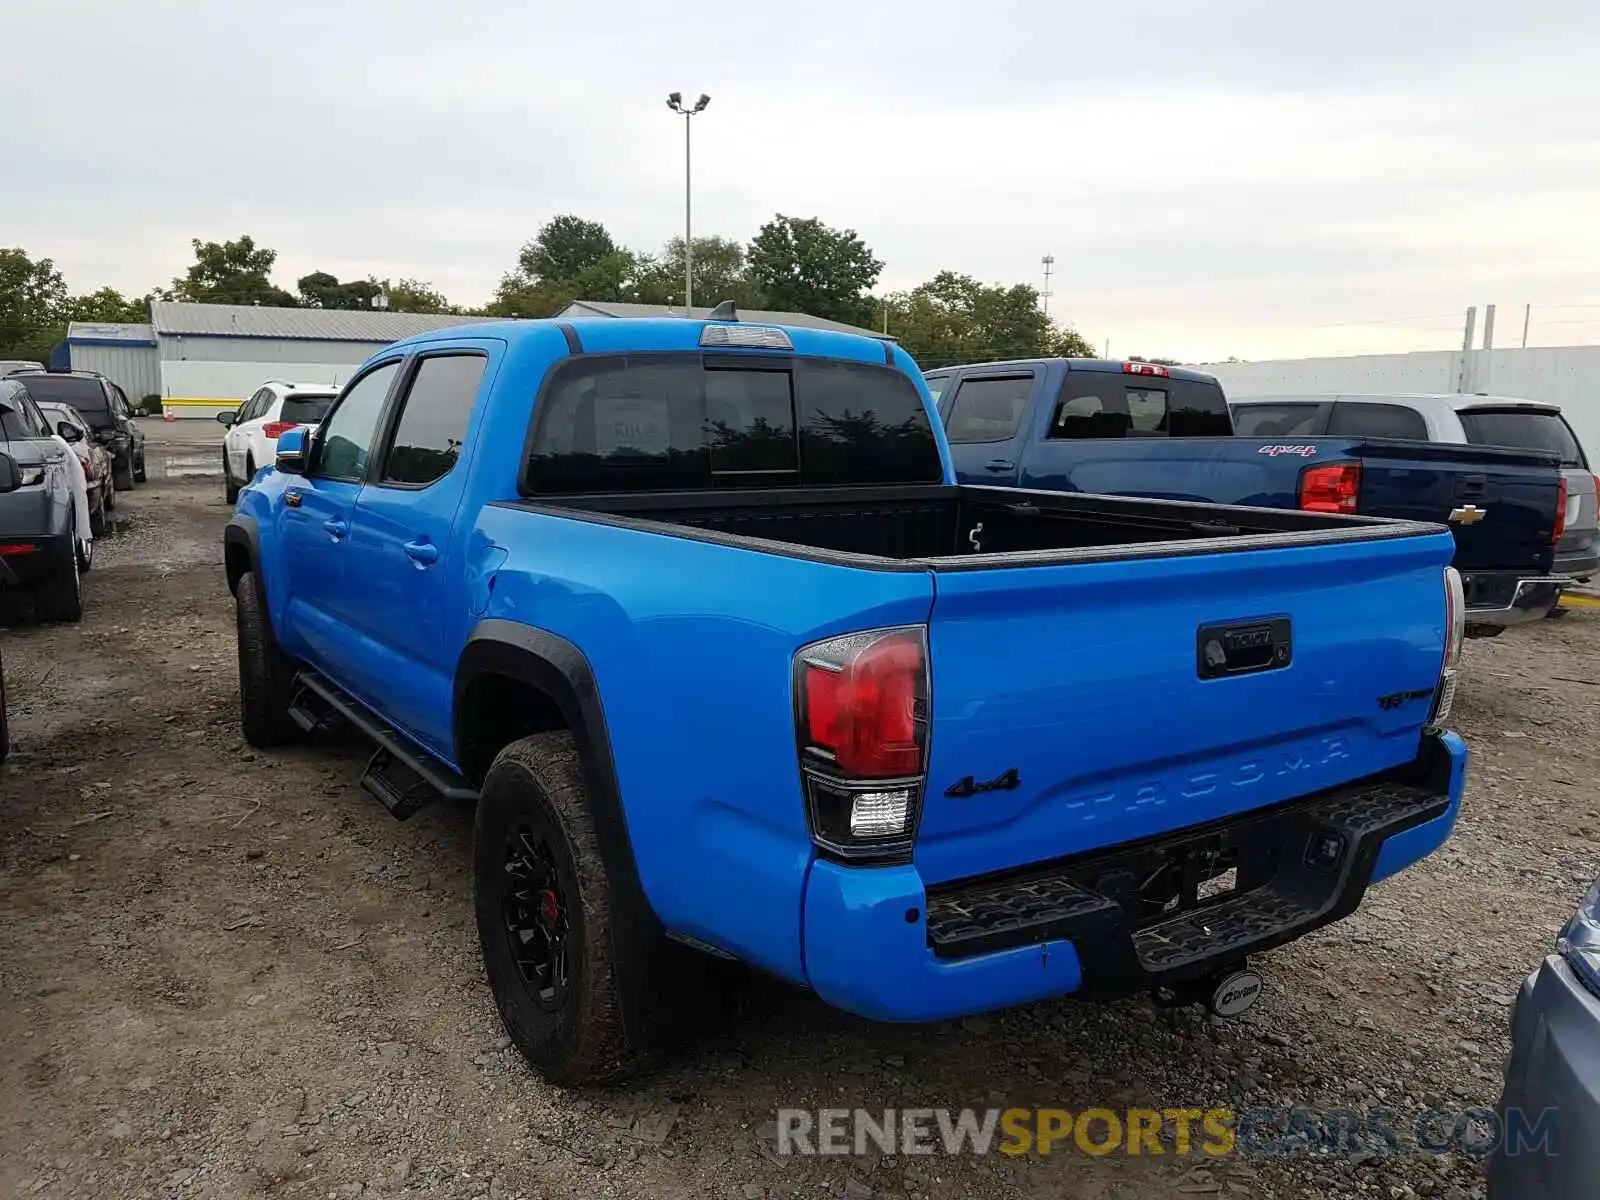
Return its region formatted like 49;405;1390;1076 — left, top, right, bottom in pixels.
802;732;1467;1023
1487;956;1600;1198
1461;572;1567;627
1553;546;1599;583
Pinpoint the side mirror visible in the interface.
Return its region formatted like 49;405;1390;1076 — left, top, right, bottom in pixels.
275;426;308;475
57;421;84;443
0;452;20;494
216;410;236;427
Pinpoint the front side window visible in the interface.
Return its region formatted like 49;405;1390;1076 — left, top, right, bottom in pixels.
380;355;487;487
315;361;401;481
944;375;1031;444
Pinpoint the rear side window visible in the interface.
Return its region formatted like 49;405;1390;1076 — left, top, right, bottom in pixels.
923;375;950;405
1047;371;1230;439
1459;408;1587;468
944;376;1031;443
1232;403;1330;436
1327;402;1427;440
525;354;941;493
281;395;336;425
381;356;486;487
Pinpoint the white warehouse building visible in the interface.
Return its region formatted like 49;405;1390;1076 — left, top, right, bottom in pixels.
60;302;494;419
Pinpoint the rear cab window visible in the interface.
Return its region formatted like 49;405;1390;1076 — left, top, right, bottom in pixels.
1047;368;1230;439
1459;408;1588;468
524;354;942;494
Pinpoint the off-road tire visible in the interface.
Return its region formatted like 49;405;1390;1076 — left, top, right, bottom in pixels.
224;451;240;505
113;458;135;491
235;571;299;747
89;498;106;538
36;528;82;623
474;732;663;1087
134;452;147;483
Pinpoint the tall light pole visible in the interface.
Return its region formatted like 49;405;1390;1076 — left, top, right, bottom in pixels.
666;92;711;313
1040;255;1054;319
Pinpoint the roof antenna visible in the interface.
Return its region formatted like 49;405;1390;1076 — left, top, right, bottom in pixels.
706;299;738;322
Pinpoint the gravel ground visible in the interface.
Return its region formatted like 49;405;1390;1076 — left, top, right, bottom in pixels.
1;454;1595;1200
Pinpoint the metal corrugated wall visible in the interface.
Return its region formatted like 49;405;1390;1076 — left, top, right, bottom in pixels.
159;335;389;365
68;342;163;402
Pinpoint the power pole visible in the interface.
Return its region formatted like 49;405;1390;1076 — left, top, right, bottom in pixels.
1456;306;1477;392
1040;255;1054;319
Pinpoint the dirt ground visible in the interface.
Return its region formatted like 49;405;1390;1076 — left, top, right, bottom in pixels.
1;433;1595;1200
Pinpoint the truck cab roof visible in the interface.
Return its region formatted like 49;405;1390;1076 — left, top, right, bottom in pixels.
924;357;1222;386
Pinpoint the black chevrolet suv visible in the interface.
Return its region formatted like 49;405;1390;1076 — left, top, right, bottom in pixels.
8;369;146;490
0;378;89;622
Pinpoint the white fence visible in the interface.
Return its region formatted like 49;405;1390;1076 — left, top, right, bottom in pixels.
158;360;354;419
1202;344;1600;464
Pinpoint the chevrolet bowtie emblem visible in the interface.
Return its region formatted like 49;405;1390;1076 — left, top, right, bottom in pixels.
1448;504;1487;525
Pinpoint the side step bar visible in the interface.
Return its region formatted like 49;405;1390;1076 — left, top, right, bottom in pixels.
287;669;477;820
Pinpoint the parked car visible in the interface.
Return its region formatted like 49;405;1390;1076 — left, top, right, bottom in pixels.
7;369;146;490
218;380;338;504
1488;876;1600;1197
0;361;44;378
227;313;1469;1086
926;360;1566;635
37;400;113;536
0;451;27;764
0;379;87;621
1230;393;1599;583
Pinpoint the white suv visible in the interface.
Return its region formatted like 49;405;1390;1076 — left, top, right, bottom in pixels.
220;380;339;502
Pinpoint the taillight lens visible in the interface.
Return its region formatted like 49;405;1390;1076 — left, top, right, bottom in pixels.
796;627;929;858
262;421;297;439
1553;477;1569;545
1298;462;1361;514
1426;567;1465;733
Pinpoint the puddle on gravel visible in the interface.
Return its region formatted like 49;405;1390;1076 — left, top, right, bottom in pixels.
163;455;223;479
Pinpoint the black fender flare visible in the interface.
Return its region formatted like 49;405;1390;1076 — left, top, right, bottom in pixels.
453;619;658;926
223;516;272;614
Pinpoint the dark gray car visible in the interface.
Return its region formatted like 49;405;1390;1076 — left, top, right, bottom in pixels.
1488;878;1600;1197
0;378;86;621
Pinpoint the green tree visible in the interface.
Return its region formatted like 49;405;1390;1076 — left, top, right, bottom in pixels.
172;235;297;306
746;215;882;327
296;271;381;310
383;278;456;314
0;248;70;362
884;271;1097;368
634;236;764;309
63;287;148;325
1049;326;1098;359
520;216;621;287
483;275;573;319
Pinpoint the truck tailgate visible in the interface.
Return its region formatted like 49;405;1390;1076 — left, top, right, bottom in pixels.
1351;440;1561;575
915;528;1454;885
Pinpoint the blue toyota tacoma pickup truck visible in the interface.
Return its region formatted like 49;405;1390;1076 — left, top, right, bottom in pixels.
927;359;1567;633
226;312;1470;1085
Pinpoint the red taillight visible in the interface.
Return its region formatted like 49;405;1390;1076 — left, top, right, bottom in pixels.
0;543;38;556
1553;476;1569;545
1122;361;1169;377
261;421;297;439
802;631;924;778
1298;462;1361;514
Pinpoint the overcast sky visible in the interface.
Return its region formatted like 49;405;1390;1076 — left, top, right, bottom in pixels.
4;0;1598;361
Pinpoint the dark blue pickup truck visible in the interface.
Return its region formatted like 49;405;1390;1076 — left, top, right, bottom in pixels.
226;314;1469;1085
927;359;1568;632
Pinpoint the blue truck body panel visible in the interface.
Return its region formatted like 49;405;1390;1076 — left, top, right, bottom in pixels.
933;358;1563;581
231;320;1470;1027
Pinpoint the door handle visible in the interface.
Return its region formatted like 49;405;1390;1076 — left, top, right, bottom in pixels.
324;518;348;540
984;459;1015;472
404;539;439;566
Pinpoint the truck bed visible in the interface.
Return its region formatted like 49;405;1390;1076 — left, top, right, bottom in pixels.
519;483;1438;568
